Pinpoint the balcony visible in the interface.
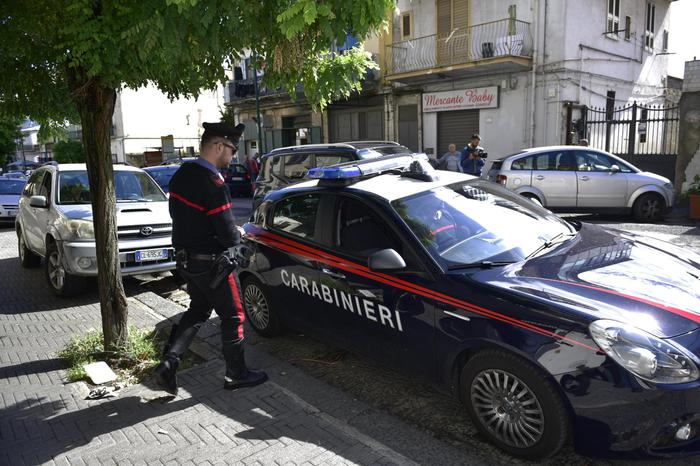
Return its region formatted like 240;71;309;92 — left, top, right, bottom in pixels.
385;19;533;83
227;78;292;104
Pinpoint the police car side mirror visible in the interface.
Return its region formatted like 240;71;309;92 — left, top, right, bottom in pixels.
368;248;406;272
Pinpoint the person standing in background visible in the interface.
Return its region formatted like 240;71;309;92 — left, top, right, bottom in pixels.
437;144;462;172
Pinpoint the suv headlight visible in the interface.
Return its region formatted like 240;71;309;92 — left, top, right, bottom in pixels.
590;320;699;384
65;219;95;240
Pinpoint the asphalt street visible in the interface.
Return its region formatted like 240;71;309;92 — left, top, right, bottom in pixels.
1;202;699;465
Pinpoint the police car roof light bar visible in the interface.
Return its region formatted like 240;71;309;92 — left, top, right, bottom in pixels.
307;153;432;185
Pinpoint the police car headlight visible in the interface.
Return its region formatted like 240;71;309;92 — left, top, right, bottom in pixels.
590;320;699;384
65;219;95;240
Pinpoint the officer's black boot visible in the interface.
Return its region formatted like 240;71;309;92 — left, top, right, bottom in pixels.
222;343;268;390
152;324;198;395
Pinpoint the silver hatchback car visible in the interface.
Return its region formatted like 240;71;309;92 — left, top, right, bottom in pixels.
485;146;675;222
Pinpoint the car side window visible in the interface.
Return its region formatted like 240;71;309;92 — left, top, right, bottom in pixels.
268;155;282;180
533;153;554;171
316;154;353;167
577;151;632;173
37;172;52;201
283;154;314;180
554;151;576;171
23;170;44;197
511;156;534;170
334;196;405;260
271;194;321;240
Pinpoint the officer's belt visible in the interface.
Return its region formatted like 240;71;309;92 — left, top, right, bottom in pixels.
182;251;224;261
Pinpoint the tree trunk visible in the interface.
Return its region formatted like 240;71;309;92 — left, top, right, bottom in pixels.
68;68;128;352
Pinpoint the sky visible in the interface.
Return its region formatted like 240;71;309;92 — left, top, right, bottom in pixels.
669;0;700;78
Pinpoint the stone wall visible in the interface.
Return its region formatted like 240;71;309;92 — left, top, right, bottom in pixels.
676;60;700;192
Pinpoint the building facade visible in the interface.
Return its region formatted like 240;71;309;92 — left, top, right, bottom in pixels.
223;0;677;174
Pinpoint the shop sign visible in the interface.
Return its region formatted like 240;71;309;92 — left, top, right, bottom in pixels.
423;87;499;112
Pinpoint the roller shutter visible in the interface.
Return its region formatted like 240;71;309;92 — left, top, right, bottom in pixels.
437;109;479;156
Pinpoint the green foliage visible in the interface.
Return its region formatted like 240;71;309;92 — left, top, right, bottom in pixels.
58;326;160;383
0;117;21;166
687;175;700;196
53;139;86;163
37;121;69;145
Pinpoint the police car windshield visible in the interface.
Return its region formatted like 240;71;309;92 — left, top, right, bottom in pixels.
391;180;575;269
57;170;168;204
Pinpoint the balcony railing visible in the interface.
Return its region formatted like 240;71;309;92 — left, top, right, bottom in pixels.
385;19;533;76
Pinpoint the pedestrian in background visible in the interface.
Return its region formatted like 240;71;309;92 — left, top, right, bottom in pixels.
246;153;260;182
153;121;267;396
437;143;462;172
460;133;486;177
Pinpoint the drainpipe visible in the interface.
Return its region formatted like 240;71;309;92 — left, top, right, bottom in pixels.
529;0;540;147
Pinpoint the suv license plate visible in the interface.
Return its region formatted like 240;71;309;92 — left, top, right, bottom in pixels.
135;249;167;262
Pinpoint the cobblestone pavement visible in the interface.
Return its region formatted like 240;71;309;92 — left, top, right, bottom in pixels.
0;226;484;465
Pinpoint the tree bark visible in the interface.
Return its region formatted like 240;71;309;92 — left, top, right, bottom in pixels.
68;68;128;352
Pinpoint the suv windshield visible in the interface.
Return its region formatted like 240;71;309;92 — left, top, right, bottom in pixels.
392;180;574;269
57;170;167;204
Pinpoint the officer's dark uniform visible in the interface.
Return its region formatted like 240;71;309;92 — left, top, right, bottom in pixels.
153;121;267;394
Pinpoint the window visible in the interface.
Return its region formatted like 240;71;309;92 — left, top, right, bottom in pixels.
335;197;402;259
23;170;45;197
316;154;353;167
662;29;668;52
607;0;620;37
555;152;577;171
261;155;282;181
401;12;413;39
624;16;631;40
645;2;656;50
533;153;554;171
37;172;52;200
282;153;314;180
577;151;632;173
511;156;533;170
272;194;321;240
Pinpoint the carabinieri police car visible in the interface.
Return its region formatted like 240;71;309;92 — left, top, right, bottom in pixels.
238;153;700;459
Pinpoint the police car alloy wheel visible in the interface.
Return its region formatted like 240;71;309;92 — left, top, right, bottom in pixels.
461;349;570;459
242;276;282;337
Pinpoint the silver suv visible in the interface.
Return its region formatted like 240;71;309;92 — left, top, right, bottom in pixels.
16;163;175;296
485;146;675;222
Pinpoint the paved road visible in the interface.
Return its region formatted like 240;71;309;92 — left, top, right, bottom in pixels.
0;225;484;466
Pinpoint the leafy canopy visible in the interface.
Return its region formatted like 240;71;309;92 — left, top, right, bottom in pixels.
0;0;393;122
53;139;86;163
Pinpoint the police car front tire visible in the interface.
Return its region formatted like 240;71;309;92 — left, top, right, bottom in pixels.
461;349;570;459
242;276;282;337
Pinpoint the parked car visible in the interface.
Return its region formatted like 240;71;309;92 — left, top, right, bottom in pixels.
160;156;197;165
253;141;412;208
241;154;700;459
0;178;27;223
1;171;29;180
485;146;675;222
143;164;180;193
221;163;252;197
16;163;175;296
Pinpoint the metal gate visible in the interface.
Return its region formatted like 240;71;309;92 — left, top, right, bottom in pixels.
580;102;679;181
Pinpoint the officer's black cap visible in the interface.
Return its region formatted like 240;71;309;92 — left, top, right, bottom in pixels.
202;121;245;144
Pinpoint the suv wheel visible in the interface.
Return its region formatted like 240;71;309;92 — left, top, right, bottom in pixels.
45;241;86;297
632;193;664;222
17;229;41;268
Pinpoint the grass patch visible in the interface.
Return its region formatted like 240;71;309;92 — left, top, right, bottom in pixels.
59;325;161;384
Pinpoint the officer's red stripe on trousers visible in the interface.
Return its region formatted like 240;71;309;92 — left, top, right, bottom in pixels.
170;191;206;211
246;228;601;353
228;273;245;340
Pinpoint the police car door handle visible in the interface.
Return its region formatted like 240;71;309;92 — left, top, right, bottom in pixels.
321;268;345;280
443;310;471;322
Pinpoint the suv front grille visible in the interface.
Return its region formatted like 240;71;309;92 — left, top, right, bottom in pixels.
118;223;172;240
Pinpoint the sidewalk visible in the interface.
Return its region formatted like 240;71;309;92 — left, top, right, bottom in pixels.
0;229;482;466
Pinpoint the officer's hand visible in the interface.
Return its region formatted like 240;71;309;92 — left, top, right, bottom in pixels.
236;225;245;237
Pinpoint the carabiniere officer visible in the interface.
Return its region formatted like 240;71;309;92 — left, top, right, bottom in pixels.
153;121;267;394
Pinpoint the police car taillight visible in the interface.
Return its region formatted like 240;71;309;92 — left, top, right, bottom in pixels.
307;153;435;185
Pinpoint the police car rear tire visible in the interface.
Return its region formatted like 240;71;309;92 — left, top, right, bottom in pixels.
242;276;282;337
461;349;570;459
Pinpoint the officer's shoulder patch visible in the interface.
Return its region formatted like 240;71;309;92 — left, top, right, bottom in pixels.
210;173;225;187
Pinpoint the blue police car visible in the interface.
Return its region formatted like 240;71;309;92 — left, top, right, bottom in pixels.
238;154;700;459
